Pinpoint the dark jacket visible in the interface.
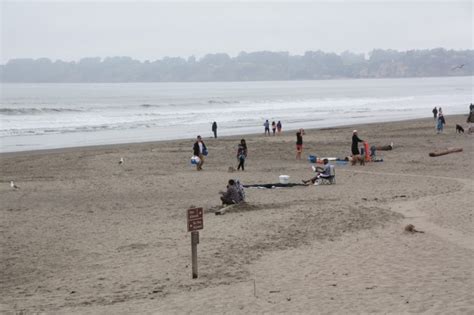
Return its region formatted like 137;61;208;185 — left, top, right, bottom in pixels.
237;144;247;159
351;134;363;155
296;132;303;145
193;141;207;156
438;114;446;124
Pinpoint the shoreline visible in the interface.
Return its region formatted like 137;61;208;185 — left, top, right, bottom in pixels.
2;76;471;154
1;114;468;157
1;114;472;313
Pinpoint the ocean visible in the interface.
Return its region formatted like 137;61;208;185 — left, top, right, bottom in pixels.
0;76;472;153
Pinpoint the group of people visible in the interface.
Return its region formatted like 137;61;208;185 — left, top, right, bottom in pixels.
263;120;283;136
196;124;367;172
202;104;467;206
432;107;446;134
193;135;247;172
195;125;370;205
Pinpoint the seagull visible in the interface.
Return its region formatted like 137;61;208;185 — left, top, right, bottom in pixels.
451;64;465;71
119;157;124;165
10;181;19;190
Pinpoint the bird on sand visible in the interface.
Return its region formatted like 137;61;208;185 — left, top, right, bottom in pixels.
10;181;19;189
119;157;124;165
451;64;465;70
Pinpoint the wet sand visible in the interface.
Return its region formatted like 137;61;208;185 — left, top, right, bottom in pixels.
1;115;473;313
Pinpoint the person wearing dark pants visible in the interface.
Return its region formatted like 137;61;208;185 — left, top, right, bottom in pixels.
212;121;217;138
351;130;364;156
237;139;247;171
193;135;207;171
264;120;270;136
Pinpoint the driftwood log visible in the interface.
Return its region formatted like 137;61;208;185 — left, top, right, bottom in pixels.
375;144;393;151
429;147;463;157
215;204;237;215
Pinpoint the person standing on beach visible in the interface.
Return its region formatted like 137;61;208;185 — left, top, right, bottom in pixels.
236;139;247;171
436;108;446;134
212;121;218;138
264;120;270;136
432;107;438;120
351;130;364;156
296;129;305;160
277;121;282;134
193;135;207;171
271;121;276;136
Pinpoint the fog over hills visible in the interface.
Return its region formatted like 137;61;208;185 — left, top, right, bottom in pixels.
1;48;472;83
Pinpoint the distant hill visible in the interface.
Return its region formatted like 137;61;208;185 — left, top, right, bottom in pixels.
1;48;472;83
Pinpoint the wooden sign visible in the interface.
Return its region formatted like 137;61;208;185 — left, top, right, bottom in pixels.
187;207;203;279
187;207;203;232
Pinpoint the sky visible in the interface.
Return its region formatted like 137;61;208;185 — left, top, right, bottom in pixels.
0;0;472;64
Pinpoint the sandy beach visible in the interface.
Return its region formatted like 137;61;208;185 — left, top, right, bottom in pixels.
1;115;473;314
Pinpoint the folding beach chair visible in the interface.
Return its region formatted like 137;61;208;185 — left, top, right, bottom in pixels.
318;165;336;185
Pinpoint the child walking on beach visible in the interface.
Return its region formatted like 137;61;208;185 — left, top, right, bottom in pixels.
237;139;247;171
271;121;276;135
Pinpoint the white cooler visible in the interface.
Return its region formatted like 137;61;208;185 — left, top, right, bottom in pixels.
279;175;290;184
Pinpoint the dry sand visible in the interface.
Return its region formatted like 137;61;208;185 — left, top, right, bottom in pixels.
1;115;473;314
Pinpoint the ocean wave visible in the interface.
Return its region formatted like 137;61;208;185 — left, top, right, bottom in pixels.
207;99;239;104
140;104;161;108
0;107;84;115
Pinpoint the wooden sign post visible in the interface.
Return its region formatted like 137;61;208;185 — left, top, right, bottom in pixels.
187;207;203;279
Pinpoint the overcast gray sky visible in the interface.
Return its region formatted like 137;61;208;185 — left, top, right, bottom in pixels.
0;0;472;64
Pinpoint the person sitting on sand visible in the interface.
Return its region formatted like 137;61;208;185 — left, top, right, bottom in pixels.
302;158;331;185
220;179;244;205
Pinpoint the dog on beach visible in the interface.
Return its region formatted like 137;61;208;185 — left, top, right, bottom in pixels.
228;166;236;173
455;124;464;133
